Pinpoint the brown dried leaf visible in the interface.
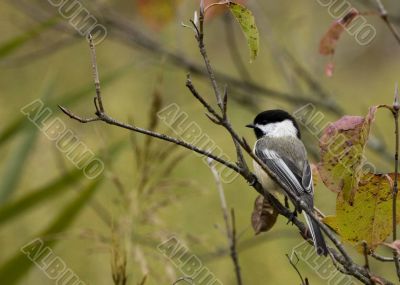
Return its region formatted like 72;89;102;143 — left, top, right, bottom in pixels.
319;9;358;77
319;9;359;56
251;195;278;235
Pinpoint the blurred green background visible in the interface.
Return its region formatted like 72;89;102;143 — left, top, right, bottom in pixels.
1;0;400;284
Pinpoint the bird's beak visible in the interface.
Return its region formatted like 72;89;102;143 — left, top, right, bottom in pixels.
246;124;256;129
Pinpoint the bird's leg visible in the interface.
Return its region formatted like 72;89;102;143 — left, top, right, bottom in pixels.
286;198;300;225
286;210;298;225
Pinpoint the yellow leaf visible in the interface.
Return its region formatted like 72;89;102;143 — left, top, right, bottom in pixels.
323;173;399;250
227;2;259;62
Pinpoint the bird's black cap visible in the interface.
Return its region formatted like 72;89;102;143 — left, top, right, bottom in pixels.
246;109;301;139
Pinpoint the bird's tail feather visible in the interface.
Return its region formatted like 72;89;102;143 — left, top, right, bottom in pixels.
303;213;328;256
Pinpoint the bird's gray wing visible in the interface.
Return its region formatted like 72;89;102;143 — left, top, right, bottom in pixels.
254;145;313;196
255;142;327;255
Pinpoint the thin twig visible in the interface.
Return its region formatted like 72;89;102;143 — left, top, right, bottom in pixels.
371;252;399;262
59;105;240;174
208;160;243;285
362;241;371;272
377;85;400;280
58;106;100;123
88;34;105;114
230;209;242;285
172;277;193;285
195;9;223;110
286;253;309;285
375;0;400;45
392;83;400;280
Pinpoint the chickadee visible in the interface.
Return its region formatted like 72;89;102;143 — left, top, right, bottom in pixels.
246;109;328;256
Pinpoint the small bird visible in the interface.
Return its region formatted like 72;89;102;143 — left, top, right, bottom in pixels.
246;109;328;256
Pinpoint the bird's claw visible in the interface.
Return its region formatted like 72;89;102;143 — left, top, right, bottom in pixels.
248;175;258;186
286;210;298;225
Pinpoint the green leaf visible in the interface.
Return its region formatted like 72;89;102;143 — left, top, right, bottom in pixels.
0;17;59;60
0;117;26;146
317;106;377;204
0;81;55;203
324;173;399;250
0;169;83;226
228;2;259;62
0;140;126;226
0;124;39;203
0;179;103;284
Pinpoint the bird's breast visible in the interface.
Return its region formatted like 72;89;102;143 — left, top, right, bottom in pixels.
252;160;286;196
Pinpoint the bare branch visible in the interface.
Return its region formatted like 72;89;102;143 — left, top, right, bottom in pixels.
208;160;243;285
371;252;400;262
362;241;371;273
88;34;105;114
375;0;400;46
58;105;100;123
392;83;400;280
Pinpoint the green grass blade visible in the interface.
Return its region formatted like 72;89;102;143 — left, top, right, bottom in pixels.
0;168;83;226
0;17;59;60
0;124;39;203
0;140;126;226
0;79;55;203
0;117;26;146
0;179;103;284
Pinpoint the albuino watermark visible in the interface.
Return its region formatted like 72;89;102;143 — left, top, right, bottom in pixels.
47;0;107;45
21;238;86;285
21;99;104;180
157;103;238;184
291;240;357;285
317;0;376;46
158;236;223;285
